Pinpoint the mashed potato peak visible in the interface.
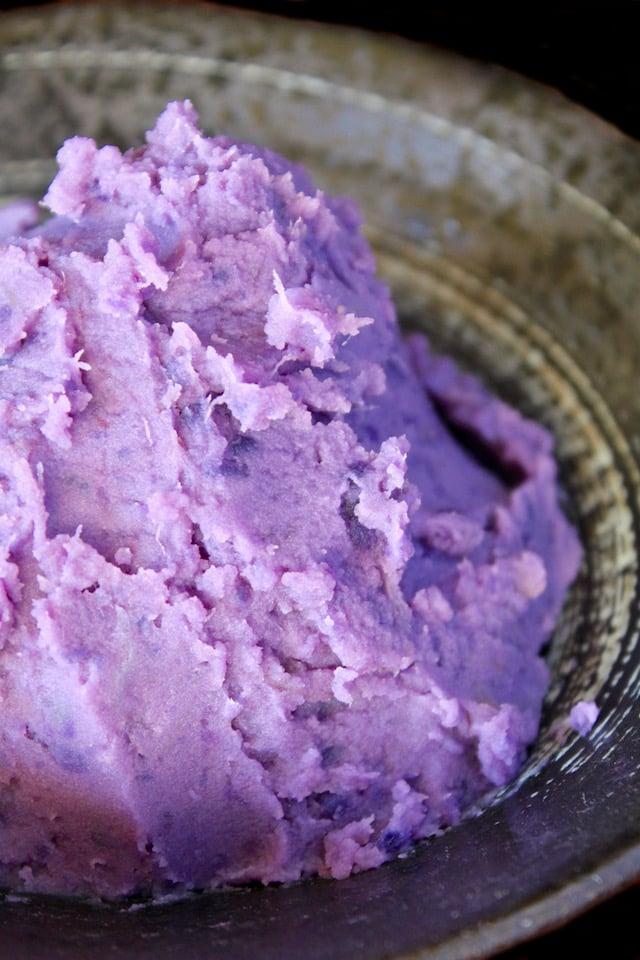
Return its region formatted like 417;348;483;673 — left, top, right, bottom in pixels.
0;101;580;899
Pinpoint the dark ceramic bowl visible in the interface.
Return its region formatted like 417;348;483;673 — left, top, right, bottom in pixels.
1;3;639;958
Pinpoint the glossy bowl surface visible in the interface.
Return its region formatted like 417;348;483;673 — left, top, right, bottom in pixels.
1;4;639;958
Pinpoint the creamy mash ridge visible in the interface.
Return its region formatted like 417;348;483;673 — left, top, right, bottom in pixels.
0;101;580;899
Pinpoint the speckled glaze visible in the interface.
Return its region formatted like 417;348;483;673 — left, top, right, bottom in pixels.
0;3;638;959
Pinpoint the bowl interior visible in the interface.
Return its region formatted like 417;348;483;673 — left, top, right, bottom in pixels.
1;4;639;959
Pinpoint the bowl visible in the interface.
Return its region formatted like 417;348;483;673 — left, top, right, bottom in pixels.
1;3;639;958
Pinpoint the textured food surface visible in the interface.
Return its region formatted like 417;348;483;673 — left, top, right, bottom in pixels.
0;101;580;899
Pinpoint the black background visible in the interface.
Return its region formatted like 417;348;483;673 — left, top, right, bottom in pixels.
3;1;640;958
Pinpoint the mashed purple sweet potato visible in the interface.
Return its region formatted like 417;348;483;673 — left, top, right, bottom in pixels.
0;101;580;899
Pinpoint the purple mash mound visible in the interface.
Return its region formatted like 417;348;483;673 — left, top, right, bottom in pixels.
0;101;580;900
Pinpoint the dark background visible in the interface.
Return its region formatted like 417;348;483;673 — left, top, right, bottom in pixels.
4;1;640;958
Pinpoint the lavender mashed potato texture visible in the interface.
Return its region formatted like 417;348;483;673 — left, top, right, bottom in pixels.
0;101;580;900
